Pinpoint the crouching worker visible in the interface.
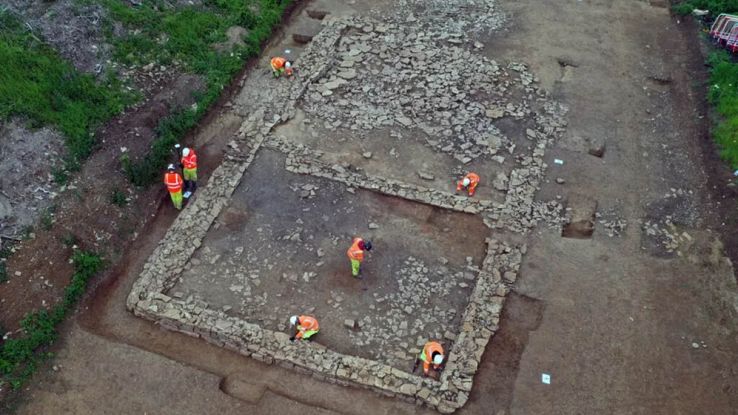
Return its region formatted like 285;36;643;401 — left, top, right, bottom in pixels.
289;315;319;341
271;56;293;78
413;340;445;378
455;172;480;196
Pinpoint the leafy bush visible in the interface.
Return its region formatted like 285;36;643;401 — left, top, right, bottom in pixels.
0;251;103;389
0;11;135;168
673;0;738;15
109;189;128;207
703;51;738;167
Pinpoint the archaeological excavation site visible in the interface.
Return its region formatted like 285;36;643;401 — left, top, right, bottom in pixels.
127;3;570;412
4;0;738;413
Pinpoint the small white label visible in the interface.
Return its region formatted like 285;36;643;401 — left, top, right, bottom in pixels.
542;373;551;384
554;159;564;165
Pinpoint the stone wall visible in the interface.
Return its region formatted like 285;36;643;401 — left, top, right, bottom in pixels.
130;234;518;413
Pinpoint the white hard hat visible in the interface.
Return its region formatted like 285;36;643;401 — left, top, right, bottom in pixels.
433;354;444;365
167;164;175;171
290;315;298;326
182;147;190;157
285;61;292;68
462;177;471;187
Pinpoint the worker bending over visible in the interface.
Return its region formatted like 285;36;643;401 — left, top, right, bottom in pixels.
347;237;372;278
456;172;480;196
180;147;198;198
414;340;445;377
271;56;293;78
164;164;184;210
289;315;319;341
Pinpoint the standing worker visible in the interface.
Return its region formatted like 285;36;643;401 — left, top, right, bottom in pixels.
413;340;445;377
271;56;293;78
180;147;198;198
456;172;480;196
289;315;319;341
164;164;184;210
347;237;372;278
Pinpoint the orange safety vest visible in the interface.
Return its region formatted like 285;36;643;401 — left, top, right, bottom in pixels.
347;238;365;262
271;56;286;71
457;172;480;191
462;173;480;187
422;341;444;364
181;151;197;170
297;315;319;332
164;172;183;193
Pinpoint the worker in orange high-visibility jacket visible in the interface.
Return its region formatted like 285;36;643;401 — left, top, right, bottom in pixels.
164;164;184;210
271;56;293;77
289;315;319;341
413;341;445;377
180;147;198;197
347;237;372;278
456;172;480;196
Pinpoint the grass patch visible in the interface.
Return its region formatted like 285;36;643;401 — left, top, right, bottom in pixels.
705;50;738;167
0;250;103;390
96;0;292;186
0;10;135;170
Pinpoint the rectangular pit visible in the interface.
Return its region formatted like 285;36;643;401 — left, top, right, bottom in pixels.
169;150;489;371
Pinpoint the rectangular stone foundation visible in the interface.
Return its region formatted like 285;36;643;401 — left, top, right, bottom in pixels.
124;15;553;413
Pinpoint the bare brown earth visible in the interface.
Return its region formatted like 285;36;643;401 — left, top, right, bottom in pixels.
5;0;738;414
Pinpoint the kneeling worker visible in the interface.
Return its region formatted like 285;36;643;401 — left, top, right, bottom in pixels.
456;172;480;197
289;315;319;341
271;56;293;78
414;340;445;377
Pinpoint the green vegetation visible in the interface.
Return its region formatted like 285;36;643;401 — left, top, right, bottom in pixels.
705;51;738;167
0;11;134;171
672;3;738;168
0;251;103;390
98;0;291;186
673;0;738;15
123;108;198;186
109;189;128;207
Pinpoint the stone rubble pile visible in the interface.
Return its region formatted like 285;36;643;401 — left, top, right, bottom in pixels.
301;17;538;164
389;0;505;37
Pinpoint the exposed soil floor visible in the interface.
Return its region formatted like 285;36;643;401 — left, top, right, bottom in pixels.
7;0;738;414
170;149;488;370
